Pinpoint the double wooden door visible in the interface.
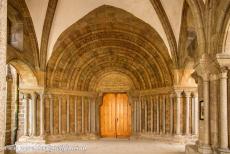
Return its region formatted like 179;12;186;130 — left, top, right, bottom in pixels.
100;93;131;137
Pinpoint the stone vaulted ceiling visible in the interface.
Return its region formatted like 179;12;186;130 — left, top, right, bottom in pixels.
25;0;185;63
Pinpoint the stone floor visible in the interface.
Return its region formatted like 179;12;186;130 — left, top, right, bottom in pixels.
2;139;186;154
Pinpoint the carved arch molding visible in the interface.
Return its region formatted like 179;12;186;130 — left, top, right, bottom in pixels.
47;5;174;92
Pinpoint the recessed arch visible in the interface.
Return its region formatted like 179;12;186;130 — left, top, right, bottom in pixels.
47;5;174;92
9;59;38;88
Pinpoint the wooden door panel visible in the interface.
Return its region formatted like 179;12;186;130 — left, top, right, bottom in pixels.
100;94;116;137
100;93;131;137
116;94;131;137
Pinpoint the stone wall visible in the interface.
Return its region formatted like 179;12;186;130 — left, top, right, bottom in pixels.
5;66;18;145
0;0;7;148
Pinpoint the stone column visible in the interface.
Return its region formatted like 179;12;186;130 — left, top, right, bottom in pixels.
131;97;137;134
58;96;62;134
81;96;84;133
31;92;37;136
74;97;77;133
23;93;29;136
175;91;181;135
203;73;210;146
144;97;147;132
162;95;166;134
219;68;229;149
137;98;141;133
194;92;199;135
156;96;160;134
191;93;195;135
150;96;153;133
40;92;45;136
0;0;7;147
29;95;33;135
66;96;70;133
90;97;96;134
185;91;191;135
49;95;54;135
88;97;91;133
170;94;174;134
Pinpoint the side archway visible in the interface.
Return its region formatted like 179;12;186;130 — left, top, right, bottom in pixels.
9;59;38;88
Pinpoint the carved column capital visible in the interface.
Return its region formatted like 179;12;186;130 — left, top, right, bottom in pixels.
219;67;228;79
194;53;219;81
169;93;175;98
174;90;182;97
184;91;191;97
216;53;230;69
22;93;30;99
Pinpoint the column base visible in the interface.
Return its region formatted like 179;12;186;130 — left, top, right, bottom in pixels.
185;144;199;154
130;133;140;139
197;144;212;154
186;144;214;154
217;148;230;154
16;135;47;144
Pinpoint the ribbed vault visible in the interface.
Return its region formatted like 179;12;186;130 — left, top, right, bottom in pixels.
47;5;174;91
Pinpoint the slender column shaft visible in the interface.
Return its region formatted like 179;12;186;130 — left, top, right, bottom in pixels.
58;96;62;134
170;94;174;134
132;99;137;133
162;95;166;134
191;95;195;134
88;97;91;133
139;97;142;132
137;98;141;132
74;97;77;133
67;96;70;133
31;92;37;136
185;92;191;135
194;93;199;135
203;74;210;145
144;97;147;132
23;94;29;136
139;97;143;132
49;95;54;135
81;96;84;133
175;91;181;135
150;97;153;133
90;97;96;133
156;96;160;134
219;69;229;149
40;93;45;136
29;96;33;135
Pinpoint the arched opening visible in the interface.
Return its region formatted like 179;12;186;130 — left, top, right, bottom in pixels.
45;5;174;140
9;59;38;88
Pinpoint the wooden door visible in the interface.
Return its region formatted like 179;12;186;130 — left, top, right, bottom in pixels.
100;93;131;137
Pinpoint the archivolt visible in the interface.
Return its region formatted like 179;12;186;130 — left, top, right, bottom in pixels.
47;5;173;91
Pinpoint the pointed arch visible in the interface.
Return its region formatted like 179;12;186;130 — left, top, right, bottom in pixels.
40;0;58;70
149;0;178;67
47;5;174;91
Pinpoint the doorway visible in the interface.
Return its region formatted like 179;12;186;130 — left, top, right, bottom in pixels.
100;93;131;138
